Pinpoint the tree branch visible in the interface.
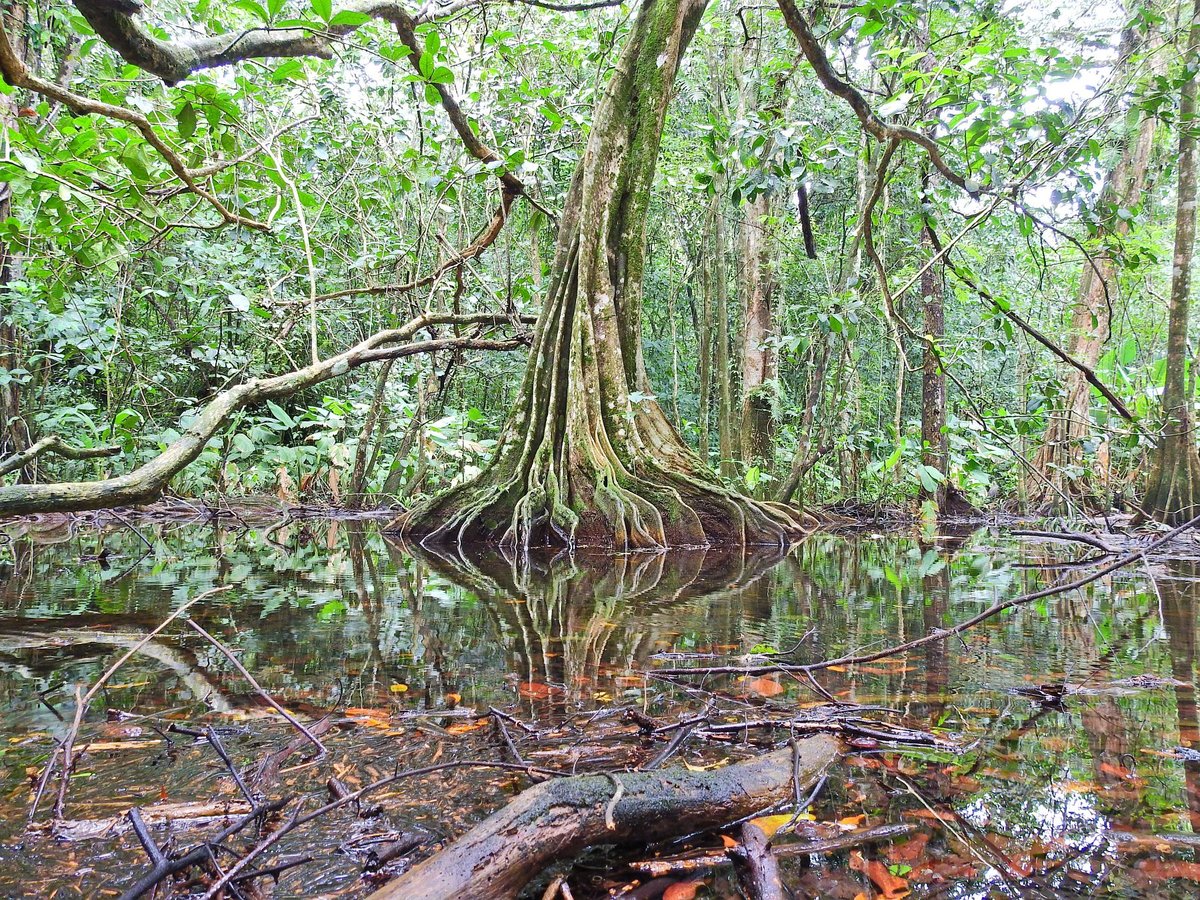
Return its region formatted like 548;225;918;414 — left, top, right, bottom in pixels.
775;0;972;193
310;190;515;305
0;435;121;478
0;313;533;516
0;17;267;229
925;224;1135;422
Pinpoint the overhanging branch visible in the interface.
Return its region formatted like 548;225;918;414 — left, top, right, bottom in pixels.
0;313;533;516
0;436;121;478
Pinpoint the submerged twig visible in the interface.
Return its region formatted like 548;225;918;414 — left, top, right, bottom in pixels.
185;617;327;757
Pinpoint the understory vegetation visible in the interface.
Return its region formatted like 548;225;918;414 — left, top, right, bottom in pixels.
1;0;1199;538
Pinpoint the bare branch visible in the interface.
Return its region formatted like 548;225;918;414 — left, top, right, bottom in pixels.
0;435;121;477
0;313;533;516
310;191;516;305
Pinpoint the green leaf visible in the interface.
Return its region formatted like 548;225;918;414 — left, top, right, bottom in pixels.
177;101;197;140
330;9;371;26
267;400;297;429
311;0;332;21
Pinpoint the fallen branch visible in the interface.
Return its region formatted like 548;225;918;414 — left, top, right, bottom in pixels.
1011;528;1118;554
731;822;785;900
46;586;231;824
368;736;839;900
628;823;918;877
0;435;120;477
0;312;532;516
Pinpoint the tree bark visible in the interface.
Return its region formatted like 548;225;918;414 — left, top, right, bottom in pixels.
1030;20;1159;511
917;24;946;512
0;2;28;473
740;191;777;472
368;737;837;900
1141;0;1200;525
714;197;738;479
401;0;808;551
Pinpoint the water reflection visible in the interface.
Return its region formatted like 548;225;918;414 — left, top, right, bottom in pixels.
0;518;1198;896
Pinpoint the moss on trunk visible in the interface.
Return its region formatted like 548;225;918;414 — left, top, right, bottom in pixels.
400;0;809;551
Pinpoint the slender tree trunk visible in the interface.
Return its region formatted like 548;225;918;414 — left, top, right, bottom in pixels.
777;135;871;503
739;191;777;471
697;223;713;458
347;359;394;509
402;0;806;550
1141;0;1200;524
1030;22;1159;511
918;215;946;509
0;2;28;472
714;198;738;479
917;18;947;511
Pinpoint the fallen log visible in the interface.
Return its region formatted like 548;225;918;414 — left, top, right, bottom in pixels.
369;735;838;900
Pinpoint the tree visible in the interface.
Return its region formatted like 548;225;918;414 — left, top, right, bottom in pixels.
1030;16;1161;511
1141;0;1200;525
402;0;807;550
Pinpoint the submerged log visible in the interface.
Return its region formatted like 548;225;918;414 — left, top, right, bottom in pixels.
369;735;838;900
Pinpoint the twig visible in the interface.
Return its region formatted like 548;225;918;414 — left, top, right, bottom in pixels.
48;586;231;822
118;796;292;900
185;618;327;758
205;726;256;806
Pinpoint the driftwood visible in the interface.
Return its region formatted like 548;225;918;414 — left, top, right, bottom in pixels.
369;735;838;900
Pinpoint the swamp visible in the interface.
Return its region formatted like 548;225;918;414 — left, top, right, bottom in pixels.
6;0;1200;895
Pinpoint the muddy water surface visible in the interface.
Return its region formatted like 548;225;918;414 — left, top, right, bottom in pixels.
0;518;1198;897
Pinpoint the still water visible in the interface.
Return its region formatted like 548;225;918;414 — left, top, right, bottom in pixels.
0;516;1198;897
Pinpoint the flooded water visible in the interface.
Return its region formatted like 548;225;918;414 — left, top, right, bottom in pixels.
1;516;1199;897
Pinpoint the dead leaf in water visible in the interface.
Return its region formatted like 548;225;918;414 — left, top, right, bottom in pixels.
662;879;706;900
887;832;929;864
850;850;910;899
518;682;563;700
1137;859;1200;883
739;676;786;697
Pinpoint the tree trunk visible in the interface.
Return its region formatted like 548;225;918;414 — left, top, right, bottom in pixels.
1030;22;1159;511
740;191;777;471
0;2;28;472
714;197;738;479
1141;0;1200;525
401;0;807;550
916;16;946;512
697;217;714;458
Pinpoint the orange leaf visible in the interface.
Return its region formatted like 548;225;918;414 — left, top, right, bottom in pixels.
903;808;957;823
346;706;391;719
739;676;786;697
720;834;739;849
1138;859;1200;883
838;814;866;830
663;879;706;900
518;681;563;700
888;833;929;865
1099;761;1136;781
445;720;486;734
850;851;909;899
